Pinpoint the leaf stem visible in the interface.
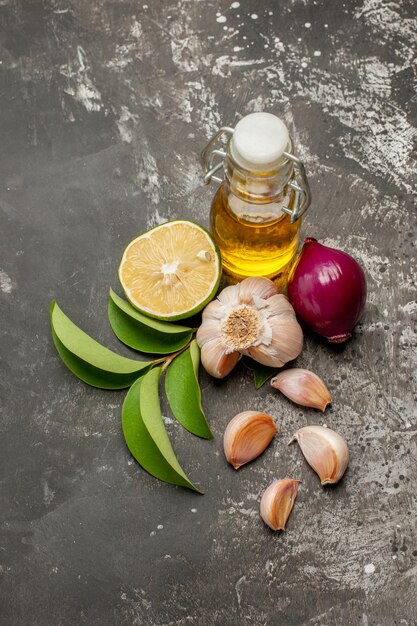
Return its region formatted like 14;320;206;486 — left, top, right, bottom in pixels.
153;338;195;371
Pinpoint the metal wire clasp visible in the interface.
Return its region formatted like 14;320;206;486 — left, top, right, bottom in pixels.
201;127;234;185
201;126;311;223
281;152;312;223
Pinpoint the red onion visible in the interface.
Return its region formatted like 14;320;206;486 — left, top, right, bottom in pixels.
287;237;367;343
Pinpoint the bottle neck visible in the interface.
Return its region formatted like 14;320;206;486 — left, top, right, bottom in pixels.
223;139;294;205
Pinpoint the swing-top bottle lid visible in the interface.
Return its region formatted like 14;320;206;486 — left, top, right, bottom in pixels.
229;112;290;172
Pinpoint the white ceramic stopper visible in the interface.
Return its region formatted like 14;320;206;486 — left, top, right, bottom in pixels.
230;112;290;172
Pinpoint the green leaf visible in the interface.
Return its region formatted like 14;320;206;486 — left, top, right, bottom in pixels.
165;340;213;439
241;356;278;390
51;301;151;389
108;289;194;354
122;367;203;493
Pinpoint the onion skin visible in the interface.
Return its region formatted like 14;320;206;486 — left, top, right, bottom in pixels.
287;238;367;343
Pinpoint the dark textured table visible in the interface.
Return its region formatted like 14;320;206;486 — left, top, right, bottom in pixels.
1;1;416;624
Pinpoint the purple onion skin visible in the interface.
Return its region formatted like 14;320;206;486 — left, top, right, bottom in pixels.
287;238;367;343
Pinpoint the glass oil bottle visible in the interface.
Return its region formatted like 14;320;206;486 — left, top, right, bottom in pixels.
201;112;311;285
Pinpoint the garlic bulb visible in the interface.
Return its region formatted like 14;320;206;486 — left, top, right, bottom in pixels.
223;411;278;469
289;425;349;485
197;277;303;378
260;479;299;531
271;369;332;412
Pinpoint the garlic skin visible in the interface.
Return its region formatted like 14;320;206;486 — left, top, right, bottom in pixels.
271;369;332;412
197;277;303;379
260;479;299;531
289;425;349;485
223;411;278;469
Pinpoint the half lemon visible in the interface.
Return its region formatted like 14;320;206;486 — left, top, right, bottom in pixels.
118;220;221;321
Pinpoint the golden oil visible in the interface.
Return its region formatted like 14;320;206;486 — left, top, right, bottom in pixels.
210;182;301;283
202;113;311;286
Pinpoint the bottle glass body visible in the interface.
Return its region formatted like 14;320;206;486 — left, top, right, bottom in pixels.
209;153;301;283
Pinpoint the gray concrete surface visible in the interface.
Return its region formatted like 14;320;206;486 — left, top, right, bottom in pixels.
0;0;416;624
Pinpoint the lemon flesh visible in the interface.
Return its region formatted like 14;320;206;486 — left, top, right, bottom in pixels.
119;221;221;320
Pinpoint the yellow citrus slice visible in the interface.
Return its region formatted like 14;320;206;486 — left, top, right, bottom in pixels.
118;220;222;320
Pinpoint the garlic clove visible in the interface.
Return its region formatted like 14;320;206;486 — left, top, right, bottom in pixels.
260;479;299;531
244;344;286;368
196;318;222;348
200;338;240;379
289;425;349;485
264;293;298;318
244;315;303;368
217;284;240;307
224;411;278;469
271;368;332;412
200;299;226;322
238;277;278;304
267;314;304;362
